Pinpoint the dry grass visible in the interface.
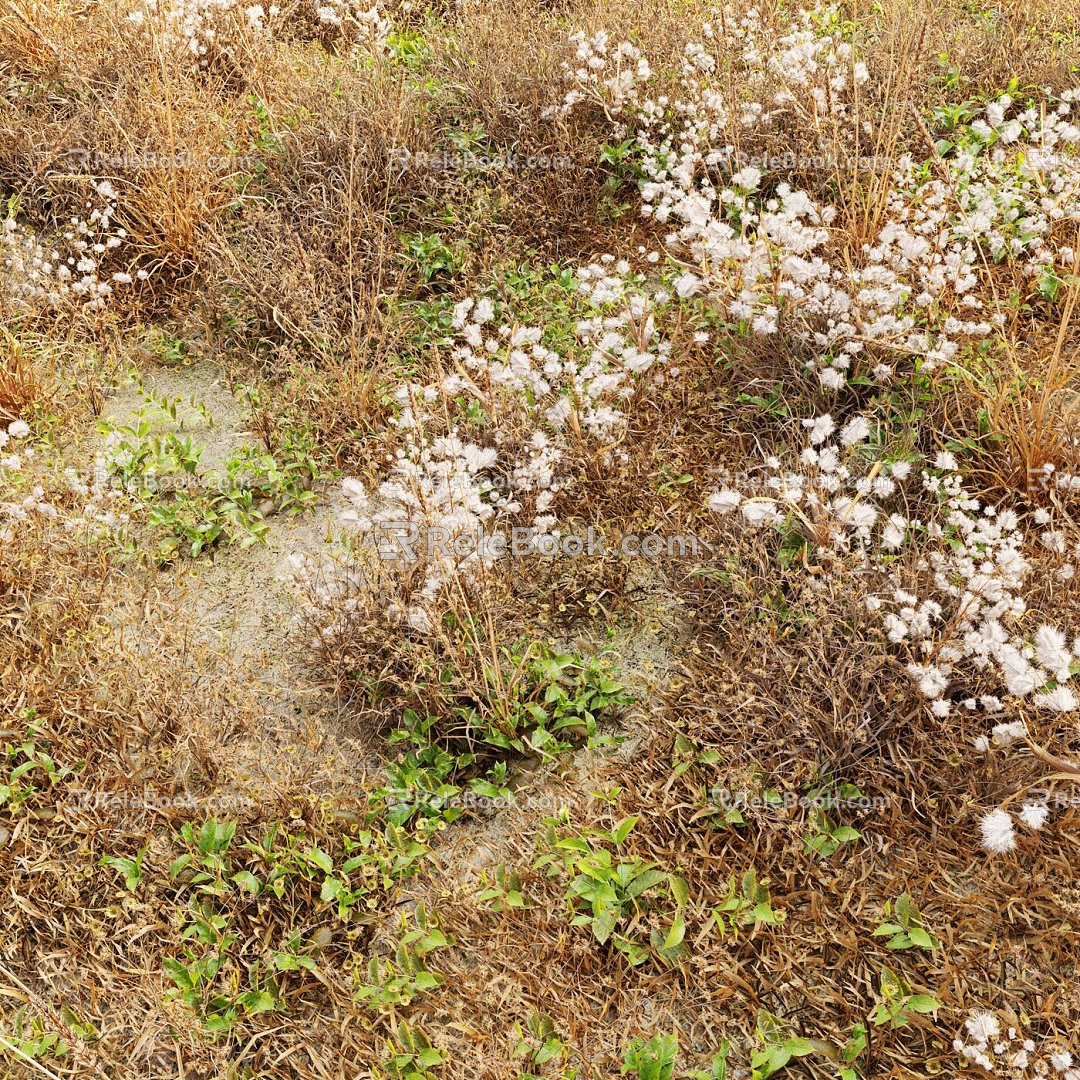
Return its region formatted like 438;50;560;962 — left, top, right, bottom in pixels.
4;0;1080;1076
0;328;47;422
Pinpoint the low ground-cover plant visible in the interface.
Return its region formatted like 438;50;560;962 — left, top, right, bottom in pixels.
96;395;319;559
369;641;632;829
872;892;942;952
712;868;784;937
354;901;450;1011
534;811;688;968
0;716;80;817
97;814;433;1038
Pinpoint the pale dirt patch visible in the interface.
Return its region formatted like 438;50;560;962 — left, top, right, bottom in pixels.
95;359;381;808
99;359;253;474
157;483;380;806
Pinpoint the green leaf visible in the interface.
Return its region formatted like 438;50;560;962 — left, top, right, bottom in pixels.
753;902;782;926
872;923;904;937
239;990;277;1015
908;927;937;950
669;875;689;908
612;816;638;845
625;868;668;898
273;951;317;972
895;893;912;926
204;1013;234;1034
169;853;193;879
555;837;591;853
305;847;334;875
162;959;194;991
784;1037;815;1057
591;908;619;945
100;849;145;892
663;912;686;951
761;1046;791;1075
831;826;862;843
232;871;260;895
905;994;942;1014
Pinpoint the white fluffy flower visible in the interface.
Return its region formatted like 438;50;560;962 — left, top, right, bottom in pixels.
991;720;1026;746
730;165;762;189
1036;685;1077;711
1050;1050;1073;1072
978;809;1016;854
1035;624;1072;678
839;415;870;446
341;478;369;505
741;499;779;527
673;272;702;298
803;414;835;445
708;489;743;514
965;1011;1001;1046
